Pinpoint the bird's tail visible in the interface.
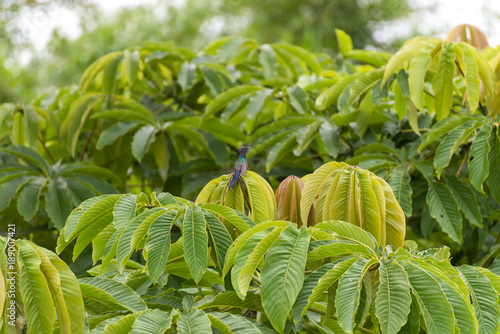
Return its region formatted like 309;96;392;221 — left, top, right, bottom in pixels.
229;171;240;190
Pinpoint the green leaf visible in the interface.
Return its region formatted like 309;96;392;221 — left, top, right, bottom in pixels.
246;88;273;122
259;44;277;79
261;226;310;333
335;29;353;56
46;177;72;230
79;277;147;312
458;265;500;334
419;114;476;151
183;205;208;283
23;105;39;146
388;166;412;217
486;126;500;204
401;261;456;334
425;179;462;243
102;55;121;94
177;308;212;334
342;69;383;113
274;43;322;74
382;37;435;85
434;120;484;176
0;145;50;176
287;86;308;114
458;43;480;113
205;85;263;117
17;241;56;334
113;193;137;229
194;291;263;312
444;176;482;227
145;211;177;283
336;257;377;332
122;50;139;86
316;72;364;110
130;309;172;334
469;123;492;192
96;122;136;150
200;203;255;232
101;313;140;333
131;125;157;161
293;121;321;156
152;132;170;180
319;121;340;158
204;211;233;270
307;241;373;262
406;98;420;136
375;260;411;334
314;220;376;250
17;177;45;221
266;132;297;172
208;312;275;334
433;42;455;120
408;42;439;110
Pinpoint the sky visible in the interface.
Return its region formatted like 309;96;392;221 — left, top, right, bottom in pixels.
9;0;500;57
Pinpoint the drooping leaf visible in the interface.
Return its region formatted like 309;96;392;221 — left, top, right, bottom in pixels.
183;205;208;283
45;177;72;230
205;85;264;117
469;123;492;192
433;42;455;120
131;125;157;161
388;166;412;217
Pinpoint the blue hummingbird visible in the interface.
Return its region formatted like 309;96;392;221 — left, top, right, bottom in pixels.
229;146;250;190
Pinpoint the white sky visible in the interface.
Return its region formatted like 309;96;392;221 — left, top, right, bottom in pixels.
9;0;500;56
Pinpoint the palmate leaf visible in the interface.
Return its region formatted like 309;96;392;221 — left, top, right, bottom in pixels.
177;308;212;334
469;123;492;192
261;226;309;333
205;85;264;117
79;277;147;313
336;257;377;333
408;43;441;110
425;178;462;243
375;260;411;334
183;205;208;283
433;42;455;120
208;312;275;334
144;211;178;283
17;241;56;334
486;126;500;203
434;119;485;176
388;166;412;217
444;176;482;227
400;260;456;334
458;265;500;334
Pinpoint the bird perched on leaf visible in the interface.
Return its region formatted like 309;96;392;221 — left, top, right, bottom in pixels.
229;146;250;190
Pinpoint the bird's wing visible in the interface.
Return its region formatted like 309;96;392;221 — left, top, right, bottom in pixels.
240;161;247;177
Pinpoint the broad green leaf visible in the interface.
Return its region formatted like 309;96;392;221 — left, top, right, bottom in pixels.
304;257;359;315
205;85;263;116
388;166;412;217
177;308;212;334
23;105;39;146
419;115;477;151
193;291;263;312
458;43;480;113
96;122;136;150
101;54;121;94
101;313;140;334
152;132;170;180
433;42;455;120
293;121;321;156
287;86;308;114
261;226;309;333
486;126;500;203
46;177;72;230
200;203;255;232
130;309;172;334
375;260;411;334
131;125;157;161
336;257;377;332
469;123;492;192
425;179;462;243
0;145;50;176
434;120;484;176
335;29;353;56
122;49;139;86
274;43;322;74
208;312;275;334
17;177;45;221
79;277;147;312
204;211;233;270
444;176;482;227
145;211;177;283
17;241;55;334
183;205;208;283
113;193;137;229
314;220;376;250
409;42;439;110
406;98;420;136
246;88;273;122
259;44;277;79
401;261;456;334
342;69;383;113
382;37;437;85
319;121;340;158
236;227;283;298
316;72;363;110
266;132;297;172
458;265;500;334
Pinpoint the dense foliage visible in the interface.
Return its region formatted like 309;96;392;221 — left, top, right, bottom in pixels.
1;27;500;333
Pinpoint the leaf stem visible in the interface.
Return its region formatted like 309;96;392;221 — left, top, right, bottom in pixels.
455;149;469;178
79;120;98;161
38;136;55;164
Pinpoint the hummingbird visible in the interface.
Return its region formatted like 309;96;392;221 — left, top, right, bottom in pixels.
228;146;250;190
